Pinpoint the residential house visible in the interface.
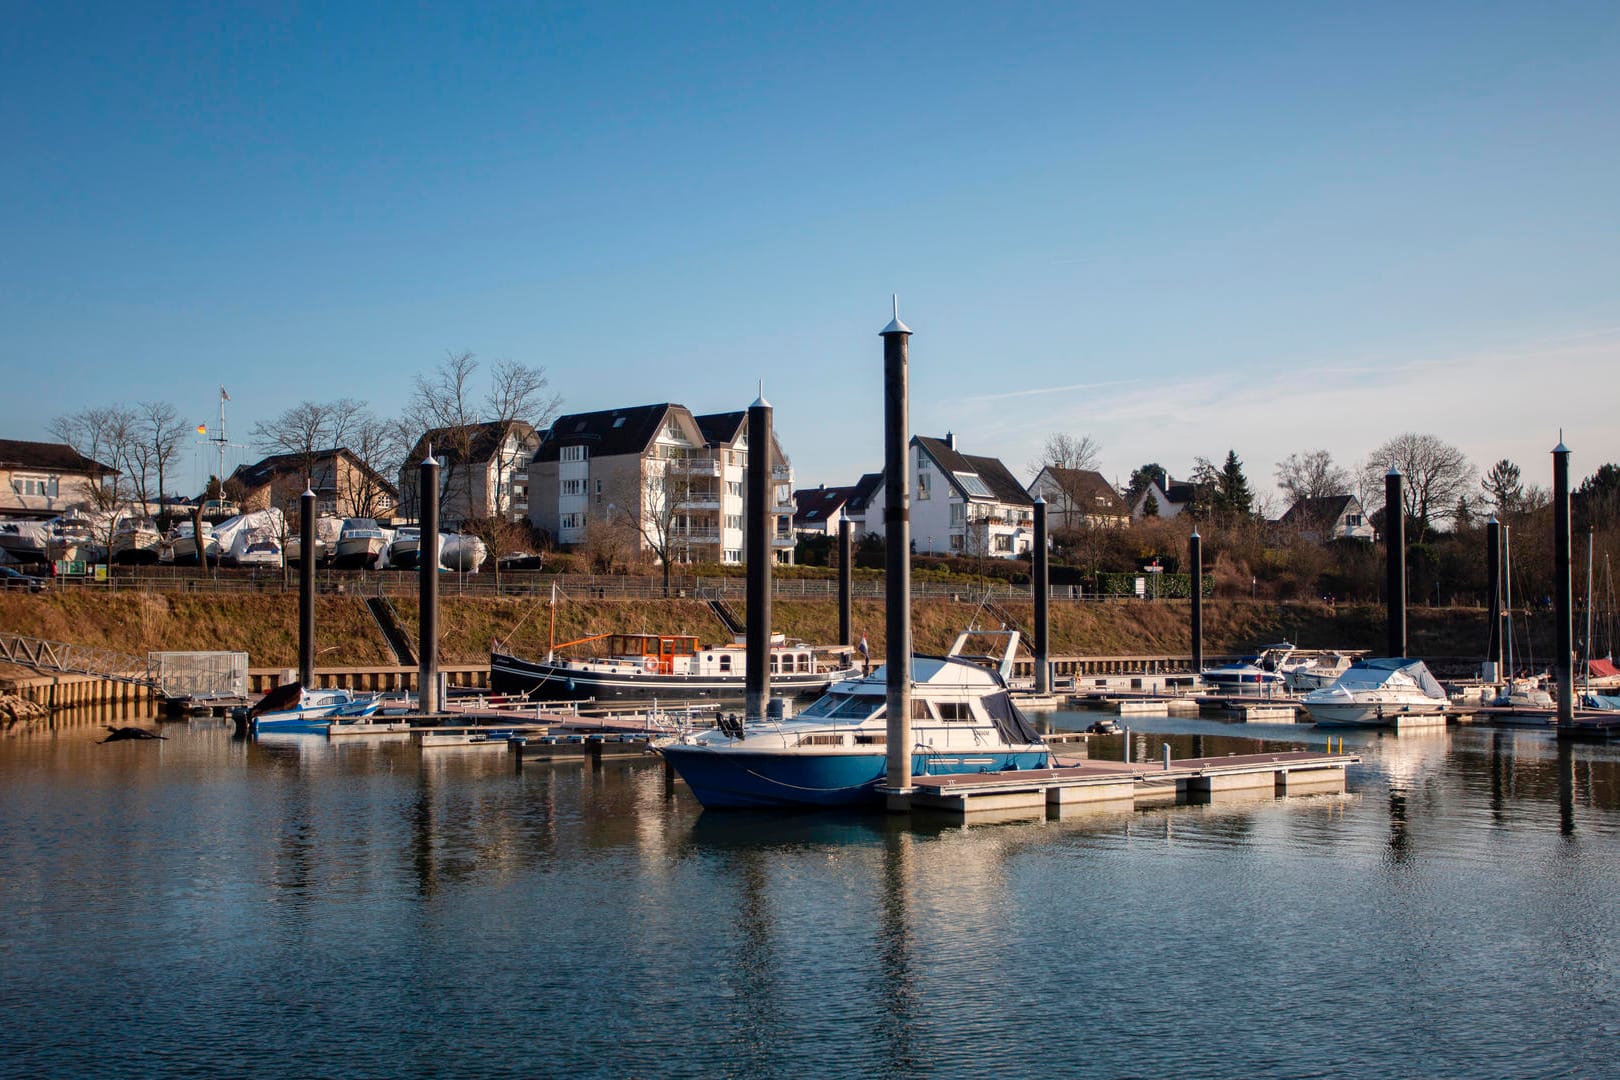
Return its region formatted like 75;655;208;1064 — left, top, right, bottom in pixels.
1027;466;1131;529
0;439;116;521
399;420;541;527
792;484;860;537
838;472;884;537
230;448;399;520
528;402;796;565
862;434;1034;558
1130;477;1198;520
1279;494;1375;542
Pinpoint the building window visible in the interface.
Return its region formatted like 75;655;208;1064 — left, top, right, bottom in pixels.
724;549;742;563
726;481;742;498
562;479;585;496
13;474;59;497
950;503;964;525
1346;514;1362;527
560;446;589;463
725;514;742;531
994;534;1012;552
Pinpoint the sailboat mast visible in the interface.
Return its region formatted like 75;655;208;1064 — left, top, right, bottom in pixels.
1585;529;1594;693
547;581;557;662
217;386;228;495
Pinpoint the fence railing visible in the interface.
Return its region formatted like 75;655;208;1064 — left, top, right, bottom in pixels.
37;568;1172;602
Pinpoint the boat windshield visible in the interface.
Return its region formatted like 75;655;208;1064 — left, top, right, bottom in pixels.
797;693;883;721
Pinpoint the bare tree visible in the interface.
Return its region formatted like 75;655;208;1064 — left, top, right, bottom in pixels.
343;410;408;520
609;460;698;597
403;351;480;522
1029;432;1102;476
49;405;138;563
135;401;188;528
1276;449;1352;505
1360;433;1475;542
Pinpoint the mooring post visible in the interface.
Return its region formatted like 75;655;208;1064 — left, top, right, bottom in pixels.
1124;727;1131;763
838;519;853;648
881;300;914;798
1553;437;1574;726
1385;467;1407;657
298;487;315;688
745;392;774;721
1485;515;1502;681
1190;528;1203;676
418;448;441;716
1163;743;1172;770
1033;496;1050;695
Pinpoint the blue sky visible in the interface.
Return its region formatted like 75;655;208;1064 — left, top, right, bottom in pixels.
4;2;1617;506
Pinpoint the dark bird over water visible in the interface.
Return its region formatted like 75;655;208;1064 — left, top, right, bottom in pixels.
100;726;166;743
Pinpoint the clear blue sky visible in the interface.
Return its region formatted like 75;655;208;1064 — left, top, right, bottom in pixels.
4;2;1617;505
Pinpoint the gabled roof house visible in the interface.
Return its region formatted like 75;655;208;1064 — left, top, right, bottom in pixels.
862;433;1034;557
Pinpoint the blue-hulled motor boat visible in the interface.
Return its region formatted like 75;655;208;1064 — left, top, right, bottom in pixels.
247;683;384;734
656;632;1050;809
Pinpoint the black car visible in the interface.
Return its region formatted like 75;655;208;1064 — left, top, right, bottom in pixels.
0;566;47;592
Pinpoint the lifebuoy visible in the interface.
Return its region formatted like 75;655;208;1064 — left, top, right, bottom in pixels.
644;656;657;673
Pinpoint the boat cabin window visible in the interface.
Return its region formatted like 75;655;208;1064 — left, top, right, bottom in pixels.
796;654;810;673
769;655;779;674
719;654;732;672
797;693;881;721
936;702;974;721
912;700;933;720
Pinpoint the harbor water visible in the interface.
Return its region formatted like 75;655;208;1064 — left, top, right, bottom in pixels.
3;711;1617;1079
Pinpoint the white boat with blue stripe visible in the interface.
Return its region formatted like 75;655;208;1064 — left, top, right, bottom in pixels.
657;632;1049;809
248;683;384;734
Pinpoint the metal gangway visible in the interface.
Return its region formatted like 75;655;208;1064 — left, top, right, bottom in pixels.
0;632;246;699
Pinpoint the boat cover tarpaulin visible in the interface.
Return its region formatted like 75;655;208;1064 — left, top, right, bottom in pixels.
1588;659;1619;679
1356;657;1448;700
983;691;1044;745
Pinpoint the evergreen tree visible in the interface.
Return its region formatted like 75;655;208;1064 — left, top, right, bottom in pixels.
1125;463;1167;502
1142;492;1160;518
1482;459;1523;515
1216;450;1253;521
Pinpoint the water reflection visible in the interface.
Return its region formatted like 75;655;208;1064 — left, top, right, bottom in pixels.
4;712;1619;1079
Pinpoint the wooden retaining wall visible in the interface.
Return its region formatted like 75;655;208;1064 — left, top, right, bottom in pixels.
1;673;157;711
246;664;490;693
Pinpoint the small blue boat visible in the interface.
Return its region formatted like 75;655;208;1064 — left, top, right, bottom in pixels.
249;683;383;735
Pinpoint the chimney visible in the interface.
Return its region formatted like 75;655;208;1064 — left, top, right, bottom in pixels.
945;431;956;451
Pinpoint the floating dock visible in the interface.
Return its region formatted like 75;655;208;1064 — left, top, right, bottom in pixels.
892;750;1357;818
1195;695;1305;723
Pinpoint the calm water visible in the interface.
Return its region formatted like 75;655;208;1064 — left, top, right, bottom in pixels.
3;710;1618;1079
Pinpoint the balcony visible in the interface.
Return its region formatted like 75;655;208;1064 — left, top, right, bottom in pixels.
669;458;722;476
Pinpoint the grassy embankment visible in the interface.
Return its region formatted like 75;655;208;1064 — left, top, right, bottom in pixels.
0;589;1507;672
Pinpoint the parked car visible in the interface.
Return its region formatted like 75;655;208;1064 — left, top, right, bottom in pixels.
0;566;47;592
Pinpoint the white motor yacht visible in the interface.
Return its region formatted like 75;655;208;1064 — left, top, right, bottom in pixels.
1301;658;1450;727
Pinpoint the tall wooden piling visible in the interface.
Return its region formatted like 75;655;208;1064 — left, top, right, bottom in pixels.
298;487;316;687
418;449;441;715
838;519;853;648
1385;467;1407;657
881;300;914;798
1033;497;1049;694
1485;515;1502;679
745;393;774;720
1553;438;1574;726
1190;529;1203;675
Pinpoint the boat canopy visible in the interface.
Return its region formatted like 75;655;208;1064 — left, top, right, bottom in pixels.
983;690;1042;745
1338;658;1447;700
